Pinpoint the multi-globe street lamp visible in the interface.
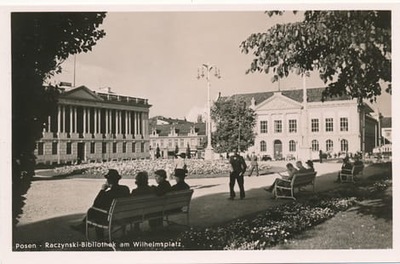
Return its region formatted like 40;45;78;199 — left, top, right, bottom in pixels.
197;63;221;160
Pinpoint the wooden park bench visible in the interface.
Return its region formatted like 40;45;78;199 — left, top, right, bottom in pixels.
274;171;317;200
86;189;194;242
339;164;364;183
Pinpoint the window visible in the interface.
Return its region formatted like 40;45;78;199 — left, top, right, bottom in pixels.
260;121;268;134
260;140;267;152
113;142;117;153
326;139;333;152
288;120;297;133
180;139;185;147
311;119;319;132
90;142;95;154
168;139;172;148
160;140;164;148
311;140;319;151
132;142;136;153
289;140;296;152
340;117;349;132
52;142;57;155
274;120;282;133
122;142;126;153
141;142;145;152
174;139;179;147
66;142;72;155
37;142;44;155
325;118;334;132
102;142;107;154
341;139;348;152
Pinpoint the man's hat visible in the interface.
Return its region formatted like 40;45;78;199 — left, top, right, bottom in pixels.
104;169;121;181
154;169;167;179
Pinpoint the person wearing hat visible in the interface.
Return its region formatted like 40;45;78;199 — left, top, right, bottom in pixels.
130;171;154;233
149;169;172;229
71;169;130;239
131;171;154;196
335;156;352;183
171;168;190;191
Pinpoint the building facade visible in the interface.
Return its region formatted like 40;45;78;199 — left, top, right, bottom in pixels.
35;85;151;165
149;117;206;159
232;87;380;160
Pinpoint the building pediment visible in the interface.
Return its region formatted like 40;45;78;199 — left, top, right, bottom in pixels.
60;85;104;101
255;92;302;111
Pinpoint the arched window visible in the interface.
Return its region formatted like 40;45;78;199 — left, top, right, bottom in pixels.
326;139;333;152
311;140;319;151
341;139;348;152
289;140;296;152
260;140;267;152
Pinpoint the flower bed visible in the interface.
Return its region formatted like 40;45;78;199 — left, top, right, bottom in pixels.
52;159;273;178
169;179;392;250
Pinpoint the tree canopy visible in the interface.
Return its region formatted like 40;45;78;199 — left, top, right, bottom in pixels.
240;11;391;103
211;97;256;153
12;12;106;225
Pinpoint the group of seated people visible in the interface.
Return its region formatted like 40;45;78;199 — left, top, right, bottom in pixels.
264;160;315;196
335;156;364;182
71;168;190;239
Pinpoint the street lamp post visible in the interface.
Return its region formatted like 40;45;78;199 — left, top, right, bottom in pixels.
197;63;221;160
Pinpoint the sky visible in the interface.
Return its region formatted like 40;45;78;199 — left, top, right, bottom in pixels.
51;10;392;121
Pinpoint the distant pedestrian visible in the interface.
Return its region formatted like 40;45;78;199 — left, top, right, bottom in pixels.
319;150;323;163
228;149;247;200
248;152;259;176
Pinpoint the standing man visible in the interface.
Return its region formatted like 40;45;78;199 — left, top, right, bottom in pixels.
248;152;259;176
229;149;247;200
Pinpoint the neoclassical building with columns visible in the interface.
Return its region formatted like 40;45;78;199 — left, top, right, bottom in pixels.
232;87;380;161
35;85;151;165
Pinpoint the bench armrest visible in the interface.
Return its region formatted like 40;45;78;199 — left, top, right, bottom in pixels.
276;178;291;183
89;206;108;214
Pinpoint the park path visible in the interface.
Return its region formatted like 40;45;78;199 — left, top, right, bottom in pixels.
14;161;355;244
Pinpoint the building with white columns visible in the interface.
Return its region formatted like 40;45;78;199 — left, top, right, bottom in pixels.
35;85;151;165
231;87;380;161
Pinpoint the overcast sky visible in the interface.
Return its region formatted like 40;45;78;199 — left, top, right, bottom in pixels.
51;11;392;121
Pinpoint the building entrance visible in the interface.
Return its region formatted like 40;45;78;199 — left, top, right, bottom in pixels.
77;142;85;163
274;140;283;160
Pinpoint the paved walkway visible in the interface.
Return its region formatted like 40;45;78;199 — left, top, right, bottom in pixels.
14;161;378;245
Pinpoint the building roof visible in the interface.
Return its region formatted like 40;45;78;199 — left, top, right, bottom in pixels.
59;85;151;107
150;122;206;137
381;117;392;128
230;87;352;106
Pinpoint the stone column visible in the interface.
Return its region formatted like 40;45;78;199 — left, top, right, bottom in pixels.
57;105;61;135
69;106;73;134
48;115;51;132
83;107;87;134
74;106;77;133
125;110;128;136
88;107;91;134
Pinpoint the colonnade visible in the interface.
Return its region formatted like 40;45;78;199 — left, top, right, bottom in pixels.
45;105;148;138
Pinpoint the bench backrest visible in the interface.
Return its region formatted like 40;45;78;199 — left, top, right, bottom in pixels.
352;164;364;175
109;189;194;222
291;171;317;187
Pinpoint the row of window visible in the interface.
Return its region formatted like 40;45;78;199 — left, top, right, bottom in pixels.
259;139;349;152
37;142;145;155
151;138;200;148
259;117;349;134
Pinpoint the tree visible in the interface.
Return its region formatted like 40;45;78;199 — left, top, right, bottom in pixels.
12;12;106;226
155;146;161;159
211;97;256;153
186;144;191;159
240;11;391;103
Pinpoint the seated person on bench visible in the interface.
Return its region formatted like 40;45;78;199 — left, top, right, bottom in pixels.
71;169;130;239
335;157;353;183
265;163;298;195
171;168;190;191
